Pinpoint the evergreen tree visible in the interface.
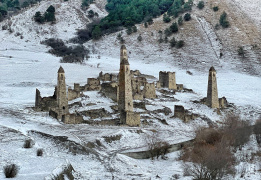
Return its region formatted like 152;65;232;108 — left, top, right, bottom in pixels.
137;34;142;41
197;1;205;9
163;14;171;23
46;5;55;13
0;13;3;22
92;26;102;40
176;40;184;48
178;16;183;25
126;27;132;35
132;25;137;33
34;11;44;24
170;22;178;33
184;13;191;21
219;11;229;28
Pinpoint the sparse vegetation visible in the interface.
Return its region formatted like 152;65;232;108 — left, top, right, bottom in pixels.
253;119;261;146
137;34;142;41
42;38;89;63
24;139;33;148
184;13;191;21
163;14;171;23
237;46;245;58
37;149;43;156
219;11;230;28
176;40;184;48
145;133;170;160
170;37;176;47
197;1;205;9
169;22;178;33
213;6;219;12
181;113;252;179
4;164;19;178
33;5;56;24
178;16;183;26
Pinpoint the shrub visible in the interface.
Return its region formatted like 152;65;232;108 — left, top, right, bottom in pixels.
184;13;191;21
126;27;132;35
42;38;89;63
176;40;184;48
4;164;19;178
181;128;235;179
144;22;148;28
170;37;176;47
178;16;183;26
163;14;171;23
164;28;171;37
145;133;170;160
222;113;252;149
237;46;245;58
213;6;219;12
147;17;153;25
24;139;33;148
137;34;142;41
219;11;229;28
197;1;205;9
37;149;43;156
132;25;137;32
34;11;44;24
253;119;261;146
169;22;178;33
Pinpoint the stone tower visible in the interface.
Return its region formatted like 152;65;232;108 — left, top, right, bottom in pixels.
159;71;177;90
118;45;140;126
57;66;69;120
118;45;133;114
206;66;219;108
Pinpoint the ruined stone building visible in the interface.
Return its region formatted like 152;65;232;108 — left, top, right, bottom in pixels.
158;71;177;89
156;71;183;91
118;45;140;126
35;66;83;124
174;105;198;122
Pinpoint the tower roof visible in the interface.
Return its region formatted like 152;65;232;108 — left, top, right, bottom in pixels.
58;66;65;73
121;45;126;50
209;66;216;72
121;58;129;65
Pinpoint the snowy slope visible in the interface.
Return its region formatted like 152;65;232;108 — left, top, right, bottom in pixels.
0;0;261;179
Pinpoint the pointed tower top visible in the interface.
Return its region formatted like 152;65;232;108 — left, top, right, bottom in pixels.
209;66;216;72
121;45;126;50
120;45;129;65
58;66;65;73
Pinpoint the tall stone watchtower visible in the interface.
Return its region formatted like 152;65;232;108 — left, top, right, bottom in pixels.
57;66;69;120
118;45;140;126
206;66;219;108
118;45;134;114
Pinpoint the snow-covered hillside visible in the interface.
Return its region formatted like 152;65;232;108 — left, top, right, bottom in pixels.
0;0;261;179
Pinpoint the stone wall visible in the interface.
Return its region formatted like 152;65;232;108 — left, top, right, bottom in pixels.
86;78;101;91
144;82;156;99
68;88;81;101
100;82;118;102
124;111;140;126
174;105;198;122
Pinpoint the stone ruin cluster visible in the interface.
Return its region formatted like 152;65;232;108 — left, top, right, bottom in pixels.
34;45;228;126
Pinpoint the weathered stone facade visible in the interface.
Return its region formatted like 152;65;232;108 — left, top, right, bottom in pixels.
86;78;101;91
174;105;198;122
56;66;69;120
158;71;177;90
206;67;219;108
144;82;156;99
100;82;119;102
118;45;140;126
